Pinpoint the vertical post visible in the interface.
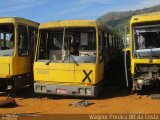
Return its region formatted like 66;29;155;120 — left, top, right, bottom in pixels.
124;26;129;87
62;27;66;61
0;33;1;49
116;37;118;48
112;36;114;48
114;36;117;48
117;38;119;48
4;33;6;48
107;33;109;48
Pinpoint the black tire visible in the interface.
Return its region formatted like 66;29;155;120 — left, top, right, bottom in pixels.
0;79;7;91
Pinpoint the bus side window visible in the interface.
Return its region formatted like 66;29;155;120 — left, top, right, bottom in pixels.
102;31;106;47
29;27;37;62
29;27;37;53
115;37;118;49
113;36;115;49
109;35;112;48
112;36;114;48
106;33;110;48
18;25;29;56
38;31;47;60
98;30;103;62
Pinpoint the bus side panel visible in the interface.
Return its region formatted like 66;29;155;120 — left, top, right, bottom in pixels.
18;57;31;74
0;57;19;77
34;62;75;83
98;62;104;83
0;64;9;75
11;56;19;76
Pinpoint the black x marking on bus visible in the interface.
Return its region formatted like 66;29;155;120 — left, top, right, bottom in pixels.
82;70;92;83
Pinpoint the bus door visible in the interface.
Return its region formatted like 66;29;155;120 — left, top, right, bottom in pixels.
17;25;31;74
29;27;37;69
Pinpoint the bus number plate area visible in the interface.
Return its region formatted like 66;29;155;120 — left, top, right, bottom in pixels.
56;89;67;94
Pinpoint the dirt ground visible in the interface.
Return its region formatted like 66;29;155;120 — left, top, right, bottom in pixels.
0;85;160;115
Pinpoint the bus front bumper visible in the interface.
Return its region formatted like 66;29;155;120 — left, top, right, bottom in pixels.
34;82;103;97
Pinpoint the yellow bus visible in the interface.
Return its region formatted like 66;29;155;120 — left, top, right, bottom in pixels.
129;12;160;90
0;17;39;94
34;20;122;97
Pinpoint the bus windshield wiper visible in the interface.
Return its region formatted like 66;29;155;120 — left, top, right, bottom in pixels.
45;54;79;66
69;54;79;66
45;59;55;65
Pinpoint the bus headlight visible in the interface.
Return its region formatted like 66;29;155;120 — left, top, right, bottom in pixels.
41;86;46;92
79;88;85;95
35;85;41;91
137;79;144;85
85;88;91;95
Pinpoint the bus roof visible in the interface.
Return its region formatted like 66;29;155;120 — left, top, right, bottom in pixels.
0;17;39;27
39;20;100;29
130;12;160;24
39;19;121;38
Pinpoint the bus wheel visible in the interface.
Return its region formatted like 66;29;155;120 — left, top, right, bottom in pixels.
0;79;7;91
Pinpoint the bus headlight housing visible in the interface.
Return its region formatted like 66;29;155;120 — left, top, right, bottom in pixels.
35;85;41;91
78;88;91;95
85;88;91;95
79;88;85;95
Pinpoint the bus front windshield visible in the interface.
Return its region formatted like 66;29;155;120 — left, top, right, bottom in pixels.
37;27;96;63
133;23;160;58
0;24;14;56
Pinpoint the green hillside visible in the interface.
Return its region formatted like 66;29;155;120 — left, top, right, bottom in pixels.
98;4;160;37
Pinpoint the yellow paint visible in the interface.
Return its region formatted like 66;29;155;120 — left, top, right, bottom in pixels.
34;20;105;86
130;12;160;75
39;20;99;29
0;17;39;78
123;48;130;52
34;62;97;84
130;12;160;24
0;64;9;75
34;19;119;95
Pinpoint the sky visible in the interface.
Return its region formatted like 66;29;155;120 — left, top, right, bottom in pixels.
0;0;160;23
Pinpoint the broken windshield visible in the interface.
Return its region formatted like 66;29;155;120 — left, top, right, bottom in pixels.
0;24;14;56
37;27;96;63
133;23;160;58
